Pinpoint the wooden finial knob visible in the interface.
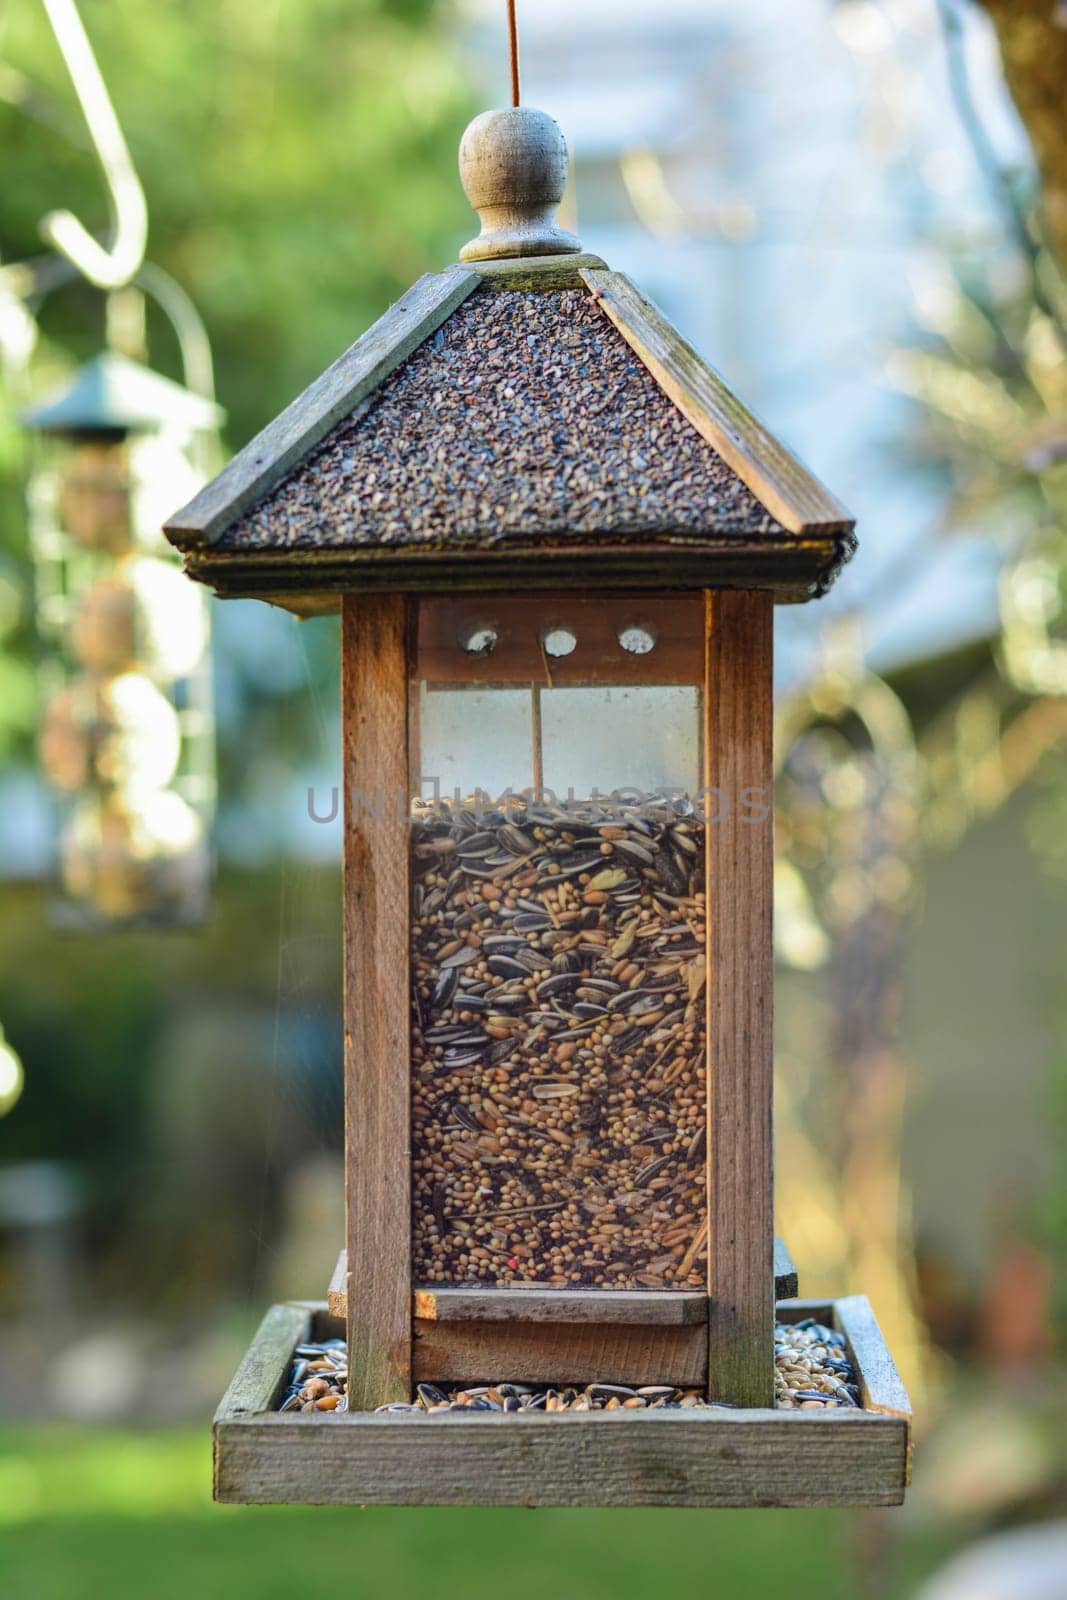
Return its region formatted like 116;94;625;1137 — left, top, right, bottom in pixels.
459;107;582;263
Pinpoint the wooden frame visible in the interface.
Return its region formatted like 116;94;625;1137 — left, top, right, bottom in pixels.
328;1238;798;1390
221;584;911;1506
166;257;850;553
340;588;779;1408
705;590;775;1406
342;593;414;1408
411;1320;708;1387
581;270;852;538
168;121;889;1504
213;1296;911;1508
165;257;855;612
328;1238;798;1321
416;593;704;687
170;270;481;544
180;542;847;614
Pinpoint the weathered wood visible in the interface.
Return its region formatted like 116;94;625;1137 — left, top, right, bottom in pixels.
776;1294;911;1471
412;1287;706;1326
183;537;845;612
471;252;608;291
165;269;480;545
458;107;581;262
327;1252;346;1321
775;1298;833;1325
582;269;853;538
245;591;348;620
705;590;776;1408
773;1238;799;1301
216;1410;908;1509
214;1298;910;1507
416;593;704;686
834;1296;912;1421
413;1319;707;1387
342;594;413;1408
327;1243;798;1321
214;1302;310;1422
217;1399;905;1510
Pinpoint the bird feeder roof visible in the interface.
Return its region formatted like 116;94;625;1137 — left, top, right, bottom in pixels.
165;111;854;613
24;351;223;437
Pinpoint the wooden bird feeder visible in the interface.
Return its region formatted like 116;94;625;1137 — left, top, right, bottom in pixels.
166;106;910;1509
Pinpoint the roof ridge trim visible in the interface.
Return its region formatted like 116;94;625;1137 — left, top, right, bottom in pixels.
580;268;853;538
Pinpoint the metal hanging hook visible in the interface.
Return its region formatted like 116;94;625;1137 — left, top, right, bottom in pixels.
37;0;148;290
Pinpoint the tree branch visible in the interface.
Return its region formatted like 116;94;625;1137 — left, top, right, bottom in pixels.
978;0;1067;268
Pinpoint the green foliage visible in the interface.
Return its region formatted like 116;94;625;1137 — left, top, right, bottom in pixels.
890;283;1066;549
0;1426;869;1600
0;872;341;1304
892;183;1067;1330
1;0;473;446
0;0;475;774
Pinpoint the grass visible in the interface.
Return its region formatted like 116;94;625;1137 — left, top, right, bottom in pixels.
0;1425;886;1600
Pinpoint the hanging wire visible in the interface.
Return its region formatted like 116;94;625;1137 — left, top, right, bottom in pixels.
507;0;521;108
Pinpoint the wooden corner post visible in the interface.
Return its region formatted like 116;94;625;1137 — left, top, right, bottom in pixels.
342;593;413;1409
704;590;775;1407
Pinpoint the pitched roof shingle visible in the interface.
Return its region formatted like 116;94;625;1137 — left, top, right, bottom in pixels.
220;287;787;554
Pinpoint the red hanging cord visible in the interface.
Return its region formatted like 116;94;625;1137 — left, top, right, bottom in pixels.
507;0;521;107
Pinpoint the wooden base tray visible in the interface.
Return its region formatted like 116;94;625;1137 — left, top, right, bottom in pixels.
214;1296;911;1509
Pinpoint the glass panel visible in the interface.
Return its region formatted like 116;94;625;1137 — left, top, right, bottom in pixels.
540;685;699;798
417;685;533;801
410;601;708;1291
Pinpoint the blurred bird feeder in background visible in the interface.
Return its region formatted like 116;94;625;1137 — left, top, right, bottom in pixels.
166;0;912;1504
23;352;221;927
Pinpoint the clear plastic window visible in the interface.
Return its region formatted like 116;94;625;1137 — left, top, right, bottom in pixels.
409;597;708;1290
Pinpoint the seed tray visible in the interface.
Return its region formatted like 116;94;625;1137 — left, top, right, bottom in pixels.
214;1296;911;1508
